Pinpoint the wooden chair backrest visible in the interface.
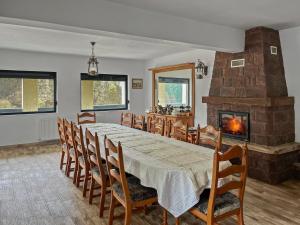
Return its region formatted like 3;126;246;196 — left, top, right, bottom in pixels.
86;129;107;181
121;112;133;127
207;144;248;220
104;136;131;204
169;120;188;142
57;117;66;145
146;114;156;132
152;117;165;136
165;119;174;137
63;119;74;149
73;124;89;165
77;112;96;125
133;114;145;130
196;125;222;151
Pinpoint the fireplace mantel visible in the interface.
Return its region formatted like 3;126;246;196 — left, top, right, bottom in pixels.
202;96;294;107
222;138;300;155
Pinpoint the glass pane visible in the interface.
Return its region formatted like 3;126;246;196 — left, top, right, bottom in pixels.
81;80;126;110
155;69;192;108
0;76;55;114
0;78;22;113
93;80;126;109
37;79;55;111
158;82;188;107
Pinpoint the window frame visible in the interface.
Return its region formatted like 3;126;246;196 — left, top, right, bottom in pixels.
80;73;129;112
0;70;57;115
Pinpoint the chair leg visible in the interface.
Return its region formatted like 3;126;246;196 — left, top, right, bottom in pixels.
65;154;71;176
76;166;82;187
89;176;95;204
73;160;78;184
60;150;65;170
207;219;214;225
108;194;116;225
83;169;89;197
124;205;132;225
162;209;168;225
237;209;245;225
99;184;106;217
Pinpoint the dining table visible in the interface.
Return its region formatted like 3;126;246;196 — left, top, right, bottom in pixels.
82;122;231;218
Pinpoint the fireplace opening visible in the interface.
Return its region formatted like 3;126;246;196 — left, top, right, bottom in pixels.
218;111;250;141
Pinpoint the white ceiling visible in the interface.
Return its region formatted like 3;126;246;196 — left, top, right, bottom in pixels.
2;0;299;58
0;23;196;60
107;0;300;30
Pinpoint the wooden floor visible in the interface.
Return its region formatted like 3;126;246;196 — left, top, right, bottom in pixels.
0;143;299;225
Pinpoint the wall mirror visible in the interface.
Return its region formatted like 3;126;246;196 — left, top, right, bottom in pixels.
149;63;195;116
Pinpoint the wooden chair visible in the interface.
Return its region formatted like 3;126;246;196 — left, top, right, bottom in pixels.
86;129;110;217
189;144;248;225
104;137;158;225
121;112;133;127
77;112;96;125
168;143;248;225
167;120;189;142
63;119;76;178
149;117;165;136
73;124;90;197
57;117;67;170
133;114;145;130
196;125;222;151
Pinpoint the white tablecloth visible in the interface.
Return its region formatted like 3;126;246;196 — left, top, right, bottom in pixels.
82;123;230;217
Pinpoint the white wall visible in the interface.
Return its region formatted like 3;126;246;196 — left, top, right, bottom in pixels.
0;49;146;146
280;27;300;142
2;37;298;146
145;49;216;127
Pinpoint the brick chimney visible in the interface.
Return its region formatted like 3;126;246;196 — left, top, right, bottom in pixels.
203;27;295;146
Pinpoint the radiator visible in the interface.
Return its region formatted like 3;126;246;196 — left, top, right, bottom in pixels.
39;118;58;141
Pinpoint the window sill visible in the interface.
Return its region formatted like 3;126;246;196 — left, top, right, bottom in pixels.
81;108;128;112
0;110;56;116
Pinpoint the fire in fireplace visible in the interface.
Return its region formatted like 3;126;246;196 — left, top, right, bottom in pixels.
218;111;250;141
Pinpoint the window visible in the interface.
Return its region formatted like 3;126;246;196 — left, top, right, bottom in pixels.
157;77;190;107
0;70;57;115
81;74;128;111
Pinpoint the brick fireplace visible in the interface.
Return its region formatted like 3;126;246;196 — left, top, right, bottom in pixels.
202;27;299;184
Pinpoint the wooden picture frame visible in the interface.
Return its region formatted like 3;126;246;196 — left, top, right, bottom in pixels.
132;78;143;89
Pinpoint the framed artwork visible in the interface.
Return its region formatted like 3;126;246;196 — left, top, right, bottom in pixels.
132;78;143;89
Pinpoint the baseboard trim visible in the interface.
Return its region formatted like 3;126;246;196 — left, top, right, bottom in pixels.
0;139;59;150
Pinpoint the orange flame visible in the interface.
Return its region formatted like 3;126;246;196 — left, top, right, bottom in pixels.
228;117;243;134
